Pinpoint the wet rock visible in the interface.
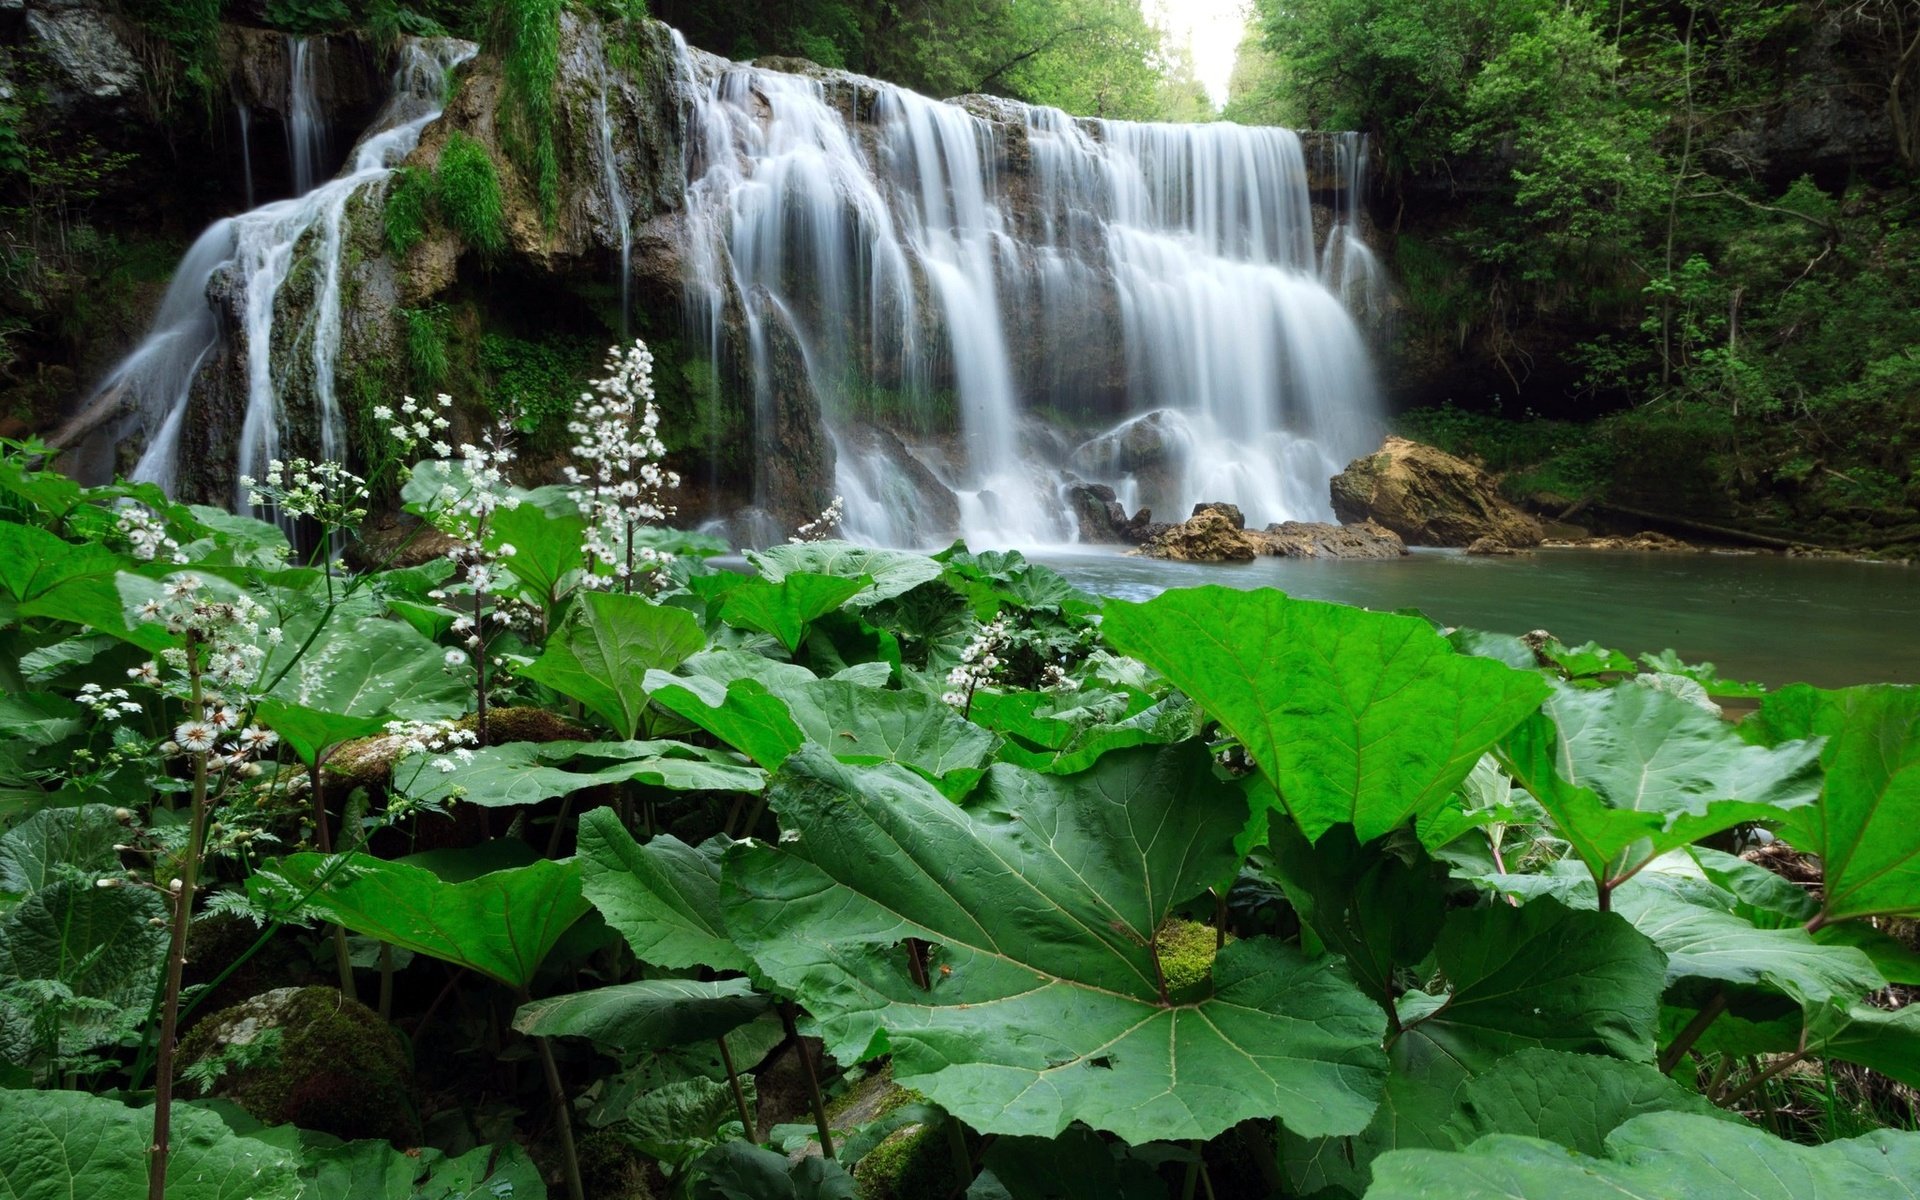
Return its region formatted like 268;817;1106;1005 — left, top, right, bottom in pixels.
1330;436;1544;548
1136;508;1259;562
1191;500;1245;529
1466;535;1525;556
1541;530;1697;552
1070;409;1188;474
1066;482;1130;543
1263;520;1408;559
178;986;418;1145
24;7;141;109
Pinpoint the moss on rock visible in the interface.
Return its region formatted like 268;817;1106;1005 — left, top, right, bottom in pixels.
1156;917;1222;1002
178;985;418;1144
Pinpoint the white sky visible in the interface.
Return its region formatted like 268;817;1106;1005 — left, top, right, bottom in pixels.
1142;0;1248;109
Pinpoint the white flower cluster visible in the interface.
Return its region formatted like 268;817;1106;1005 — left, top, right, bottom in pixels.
1041;662;1079;692
128;575;281;772
372;393;455;463
791;496;844;543
425;427;522;560
384;718;479;775
116;507;185;563
563;340;681;589
942;617;1010;708
76;682;145;721
239;458;370;528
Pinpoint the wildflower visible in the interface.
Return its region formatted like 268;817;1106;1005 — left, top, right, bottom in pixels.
174;722;218;753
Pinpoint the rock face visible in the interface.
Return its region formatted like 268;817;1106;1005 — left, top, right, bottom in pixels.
1066;482;1130;542
1138;503;1408;562
178;985;418;1144
1330;437;1544;548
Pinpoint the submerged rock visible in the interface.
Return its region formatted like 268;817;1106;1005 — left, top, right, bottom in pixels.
1542;530;1697;552
1466;535;1525;556
1330;436;1544;548
1264;520;1408;559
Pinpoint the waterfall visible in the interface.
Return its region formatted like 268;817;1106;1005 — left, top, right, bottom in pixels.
594;59;633;338
671;42;1384;548
95;37;476;501
284;36;330;195
237;103;256;209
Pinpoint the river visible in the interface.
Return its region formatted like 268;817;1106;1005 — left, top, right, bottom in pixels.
1040;548;1919;689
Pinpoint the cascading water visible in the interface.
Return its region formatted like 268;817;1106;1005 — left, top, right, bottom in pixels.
671;42;1384;548
284;37;330;195
91;38;475;504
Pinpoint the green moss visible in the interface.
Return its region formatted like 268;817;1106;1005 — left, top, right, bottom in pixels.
488;0;563;227
852;1122;962;1200
384;166;434;257
435;132;507;257
178;986;417;1145
479;330;595;447
123;0;225;109
1156;918;1221;1000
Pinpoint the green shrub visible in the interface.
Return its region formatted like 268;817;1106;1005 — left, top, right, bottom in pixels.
383;166;433;257
479;331;593;446
434;133;506;256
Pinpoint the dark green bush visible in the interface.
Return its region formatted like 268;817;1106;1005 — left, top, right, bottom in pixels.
434;133;506;256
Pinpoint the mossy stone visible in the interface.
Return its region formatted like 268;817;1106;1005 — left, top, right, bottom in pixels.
177;985;418;1144
852;1121;964;1200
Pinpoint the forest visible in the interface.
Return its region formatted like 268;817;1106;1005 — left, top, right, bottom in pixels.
0;0;1918;1198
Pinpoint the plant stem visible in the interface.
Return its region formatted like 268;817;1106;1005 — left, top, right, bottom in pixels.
1659;988;1728;1073
944;1116;972;1195
780;1003;835;1160
718;1035;753;1138
1179;1140;1202;1200
1720;1049;1811;1108
309;757;357;1000
149;635;212;1200
377;943;395;1022
522;989;584;1200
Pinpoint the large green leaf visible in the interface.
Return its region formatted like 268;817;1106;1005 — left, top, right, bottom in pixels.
1265;823;1451;1014
722;743;1389;1144
969;1126;1169;1200
1446;1048;1735;1155
489;498;587;606
718;573;872;653
1745;684;1920;923
402;740;764;808
521;591;706;738
577;808;748;972
649;671;997;783
0;1088;301;1199
748;541;942;606
256;617;471;762
1102;587;1549;841
0;805;124;898
513;978;769;1052
0;521;126;604
264;853;588;990
691;1142;858;1200
1368;1111;1920;1199
1499;679;1823;894
1400;897;1668;1067
299;1139;547;1200
0;880;166;1018
1611;885;1885;1009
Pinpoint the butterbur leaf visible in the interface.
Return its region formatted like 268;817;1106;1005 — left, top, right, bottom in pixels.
970;1126;1169;1199
577;808;748;972
1369;1111;1920;1200
1400;898;1667;1068
0;804;124;897
1744;683;1920;922
646;675;807;768
258;617;472;761
692;1141;858;1200
0;1088;301;1199
265;853;588;990
522;591;706;738
401;740;764;808
1102;586;1548;841
0;520;126;604
718;573;872;653
513;978;769;1052
722;743;1388;1144
748;541;941;606
1447;1048;1735;1155
1499;679;1823;893
1542;639;1636;679
0;880;167;1019
489;498;587;606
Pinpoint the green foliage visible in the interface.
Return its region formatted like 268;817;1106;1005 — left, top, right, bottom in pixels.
382;166;433;257
488;0;563;225
478;330;594;444
521;591;706;738
0;1088;302;1199
123;0;226;107
433;132;505;256
264;0;354;33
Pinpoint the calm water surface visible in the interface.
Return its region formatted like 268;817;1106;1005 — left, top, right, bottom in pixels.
1037;548;1919;690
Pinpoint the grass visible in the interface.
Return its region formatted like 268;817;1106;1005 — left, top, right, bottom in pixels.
434;133;506;256
489;0;563;227
383;166;433;257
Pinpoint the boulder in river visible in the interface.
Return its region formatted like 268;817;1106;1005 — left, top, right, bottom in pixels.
1136;507;1409;562
1264;520;1408;559
1330;436;1544;548
1066;483;1131;542
1137;508;1260;561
